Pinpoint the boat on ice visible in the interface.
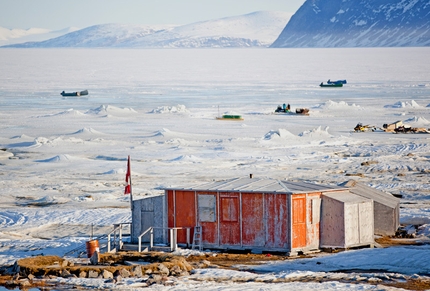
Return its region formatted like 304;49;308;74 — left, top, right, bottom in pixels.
319;82;343;88
61;90;89;97
216;114;244;120
327;79;347;85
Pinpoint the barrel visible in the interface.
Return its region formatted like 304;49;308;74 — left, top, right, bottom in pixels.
85;239;100;258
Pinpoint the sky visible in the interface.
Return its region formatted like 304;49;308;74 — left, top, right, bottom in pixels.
0;0;305;30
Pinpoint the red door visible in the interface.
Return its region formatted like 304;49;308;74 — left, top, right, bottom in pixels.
292;196;307;248
219;193;240;246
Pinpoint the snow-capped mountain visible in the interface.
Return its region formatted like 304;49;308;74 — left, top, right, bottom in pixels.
0;27;79;46
2;11;291;48
272;0;430;47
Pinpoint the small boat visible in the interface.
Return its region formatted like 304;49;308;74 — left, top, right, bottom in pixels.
61;90;88;97
327;79;347;85
216;114;244;120
319;82;343;87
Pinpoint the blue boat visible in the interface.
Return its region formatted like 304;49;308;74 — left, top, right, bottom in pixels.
327;79;347;85
320;82;343;87
61;90;88;97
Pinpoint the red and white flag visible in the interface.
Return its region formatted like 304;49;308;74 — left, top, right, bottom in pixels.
124;155;131;195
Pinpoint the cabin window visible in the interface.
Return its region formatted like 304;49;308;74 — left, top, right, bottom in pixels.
221;197;239;222
198;194;216;222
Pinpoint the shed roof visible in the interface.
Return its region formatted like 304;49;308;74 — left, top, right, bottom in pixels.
323;191;372;204
340;180;399;208
164;177;346;194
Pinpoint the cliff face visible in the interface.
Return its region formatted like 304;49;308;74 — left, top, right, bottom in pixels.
272;0;430;47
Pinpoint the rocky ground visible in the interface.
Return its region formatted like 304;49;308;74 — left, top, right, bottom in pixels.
1;236;430;290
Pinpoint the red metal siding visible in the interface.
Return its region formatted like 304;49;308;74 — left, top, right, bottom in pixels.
167;190;175;228
219;193;241;245
169;190;196;243
292;195;307;248
242;193;264;247
265;193;289;248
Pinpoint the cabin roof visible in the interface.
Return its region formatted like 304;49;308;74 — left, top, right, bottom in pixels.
163;177;346;194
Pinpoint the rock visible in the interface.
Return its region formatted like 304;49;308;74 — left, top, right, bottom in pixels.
157;263;169;276
102;270;113;279
61;260;69;267
79;271;87;278
131;265;143;278
18;279;31;287
61;269;71;277
169;265;182;276
11;261;21;274
145;268;152;275
114;275;122;283
179;270;190;277
88;270;99;278
27;274;35;280
90;251;100;265
5;280;16;287
147;274;163;285
196;259;211;268
118;268;131;278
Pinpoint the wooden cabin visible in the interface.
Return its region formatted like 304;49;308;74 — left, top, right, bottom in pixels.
131;177;377;255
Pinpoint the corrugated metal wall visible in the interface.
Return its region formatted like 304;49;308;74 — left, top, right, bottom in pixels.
166;189;324;253
131;195;166;244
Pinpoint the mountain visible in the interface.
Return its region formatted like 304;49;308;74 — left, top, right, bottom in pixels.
2;11;291;48
0;27;79;46
272;0;430;48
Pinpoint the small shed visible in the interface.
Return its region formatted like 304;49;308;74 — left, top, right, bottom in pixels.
320;191;374;249
340;180;400;236
163;177;349;255
131;195;166;244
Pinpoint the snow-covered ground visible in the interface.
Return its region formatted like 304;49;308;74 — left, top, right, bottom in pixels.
0;47;429;290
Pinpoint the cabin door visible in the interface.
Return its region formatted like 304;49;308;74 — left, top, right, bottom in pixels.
292;197;307;248
219;193;241;246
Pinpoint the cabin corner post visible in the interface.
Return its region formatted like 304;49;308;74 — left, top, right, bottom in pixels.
288;193;294;255
217;191;220;247
239;192;243;247
163;191;168;244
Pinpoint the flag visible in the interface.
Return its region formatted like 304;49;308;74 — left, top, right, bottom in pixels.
124;155;131;195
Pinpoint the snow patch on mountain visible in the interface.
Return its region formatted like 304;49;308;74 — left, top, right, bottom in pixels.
2;11;291;48
0;26;79;46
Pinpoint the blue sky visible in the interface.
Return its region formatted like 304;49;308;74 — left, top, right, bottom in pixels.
1;0;305;30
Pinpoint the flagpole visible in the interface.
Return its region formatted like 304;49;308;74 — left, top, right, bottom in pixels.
128;155;133;211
